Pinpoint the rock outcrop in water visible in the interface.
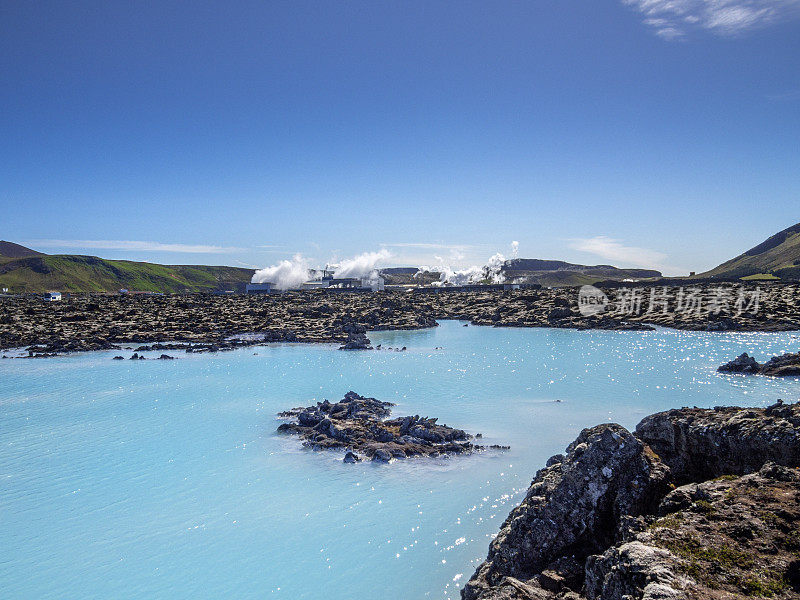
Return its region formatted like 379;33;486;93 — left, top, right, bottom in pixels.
338;324;373;350
718;351;800;377
462;401;800;600
277;391;507;462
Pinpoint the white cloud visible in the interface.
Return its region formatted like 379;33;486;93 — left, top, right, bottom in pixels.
235;260;261;269
655;26;685;39
381;241;527;271
26;239;243;254
623;0;800;39
380;242;482;267
568;236;684;275
380;242;479;252
766;89;800;101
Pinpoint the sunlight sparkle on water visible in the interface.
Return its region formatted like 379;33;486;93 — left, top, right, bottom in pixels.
1;322;799;599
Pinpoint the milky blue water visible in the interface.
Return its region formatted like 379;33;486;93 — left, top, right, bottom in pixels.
2;321;800;599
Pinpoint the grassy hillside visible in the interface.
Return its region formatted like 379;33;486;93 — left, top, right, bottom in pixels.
700;222;800;281
0;254;253;293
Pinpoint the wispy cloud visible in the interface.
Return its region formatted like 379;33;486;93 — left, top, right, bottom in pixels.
766;89;800;101
380;242;484;267
380;242;480;251
26;239;244;254
623;0;800;39
234;260;261;269
568;235;684;275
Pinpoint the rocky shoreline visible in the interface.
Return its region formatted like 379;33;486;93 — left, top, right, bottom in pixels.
462;401;800;600
277;391;507;462
1;283;798;357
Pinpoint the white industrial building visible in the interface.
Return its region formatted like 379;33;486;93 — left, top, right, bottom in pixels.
245;282;275;294
302;272;384;292
362;276;385;291
246;268;385;294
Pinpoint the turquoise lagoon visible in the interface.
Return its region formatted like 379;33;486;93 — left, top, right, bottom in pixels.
2;321;800;599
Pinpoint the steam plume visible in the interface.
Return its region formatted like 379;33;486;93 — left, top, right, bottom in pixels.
333;249;391;279
251;254;310;290
418;251;507;286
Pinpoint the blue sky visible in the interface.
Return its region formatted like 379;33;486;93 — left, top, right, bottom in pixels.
2;1;799;276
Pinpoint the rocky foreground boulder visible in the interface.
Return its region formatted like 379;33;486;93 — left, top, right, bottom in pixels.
585;462;800;600
636;402;800;484
277;391;508;462
462;401;800;600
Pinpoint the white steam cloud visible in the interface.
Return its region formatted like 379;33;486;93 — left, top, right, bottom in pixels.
255;243;519;291
418;250;508;286
252;248;392;290
483;252;507;283
333;249;391;279
251;254;310;290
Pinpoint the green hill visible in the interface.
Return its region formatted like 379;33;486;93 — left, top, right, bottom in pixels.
0;245;253;293
700;222;800;281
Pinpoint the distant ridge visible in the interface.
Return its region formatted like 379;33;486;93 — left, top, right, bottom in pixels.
0;240;667;292
700;221;800;281
502;258;661;286
379;267;440;286
0;240;43;259
380;260;661;287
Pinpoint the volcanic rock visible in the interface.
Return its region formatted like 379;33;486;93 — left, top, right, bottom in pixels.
717;352;760;373
718;351;800;377
339;331;372;350
462;401;800;600
3;283;798;358
343;450;362;463
277;391;505;462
